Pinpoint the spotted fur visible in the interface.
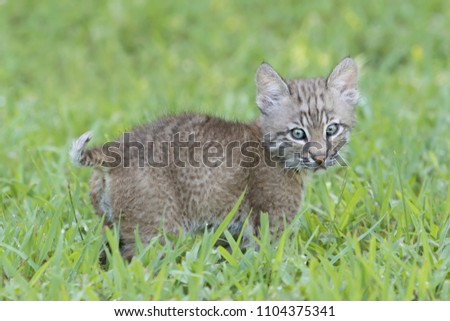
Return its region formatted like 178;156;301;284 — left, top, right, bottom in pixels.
71;58;358;260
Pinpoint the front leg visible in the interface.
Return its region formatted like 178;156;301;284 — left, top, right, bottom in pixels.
249;184;304;240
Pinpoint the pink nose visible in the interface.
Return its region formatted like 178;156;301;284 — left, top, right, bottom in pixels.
312;155;326;165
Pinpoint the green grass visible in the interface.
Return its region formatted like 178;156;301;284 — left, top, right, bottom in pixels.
1;0;449;300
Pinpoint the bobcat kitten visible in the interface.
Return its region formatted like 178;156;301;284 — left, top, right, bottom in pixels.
70;58;358;260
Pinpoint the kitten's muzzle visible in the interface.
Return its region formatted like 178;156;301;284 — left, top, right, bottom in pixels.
302;141;327;166
311;154;326;166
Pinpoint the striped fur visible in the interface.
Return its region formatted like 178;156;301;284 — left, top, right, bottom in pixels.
256;58;358;170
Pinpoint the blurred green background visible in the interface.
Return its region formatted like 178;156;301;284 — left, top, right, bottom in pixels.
0;0;449;300
1;0;449;158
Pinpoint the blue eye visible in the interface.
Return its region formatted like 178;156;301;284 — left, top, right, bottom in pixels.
291;128;307;140
326;123;339;136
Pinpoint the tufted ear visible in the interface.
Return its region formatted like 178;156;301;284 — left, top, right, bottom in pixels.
255;63;290;114
327;57;359;106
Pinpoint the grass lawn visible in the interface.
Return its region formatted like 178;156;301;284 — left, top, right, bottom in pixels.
0;0;449;300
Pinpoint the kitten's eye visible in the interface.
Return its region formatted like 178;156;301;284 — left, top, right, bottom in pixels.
326;123;339;136
291;128;307;140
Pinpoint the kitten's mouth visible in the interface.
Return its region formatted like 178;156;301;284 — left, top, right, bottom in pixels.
286;157;337;171
313;163;329;172
282;149;343;171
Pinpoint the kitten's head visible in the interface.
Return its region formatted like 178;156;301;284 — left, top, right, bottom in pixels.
256;57;358;171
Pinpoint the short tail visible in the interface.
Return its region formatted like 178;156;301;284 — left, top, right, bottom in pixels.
70;132;110;167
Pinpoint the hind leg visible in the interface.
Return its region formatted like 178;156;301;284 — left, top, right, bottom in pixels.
95;165;184;261
89;171;122;265
98;234;135;266
117;210;183;261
